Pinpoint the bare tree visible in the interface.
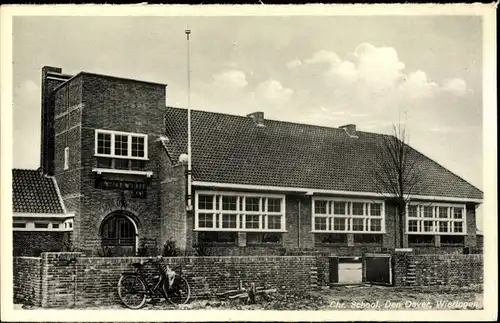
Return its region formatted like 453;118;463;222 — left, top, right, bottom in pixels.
370;123;424;248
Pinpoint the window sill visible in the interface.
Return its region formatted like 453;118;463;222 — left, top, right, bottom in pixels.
194;229;288;233
92;168;153;177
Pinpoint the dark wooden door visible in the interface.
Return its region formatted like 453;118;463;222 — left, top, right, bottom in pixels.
329;257;339;285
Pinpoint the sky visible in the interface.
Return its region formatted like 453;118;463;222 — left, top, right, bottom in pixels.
12;15;483;227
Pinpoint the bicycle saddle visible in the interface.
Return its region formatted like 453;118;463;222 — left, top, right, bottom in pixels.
132;262;144;269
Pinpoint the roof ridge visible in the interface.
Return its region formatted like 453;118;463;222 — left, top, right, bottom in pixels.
165;106;390;136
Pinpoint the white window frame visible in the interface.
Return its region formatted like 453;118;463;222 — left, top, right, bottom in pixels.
405;202;467;235
311;197;386;234
94;129;148;160
194;191;287;232
64;147;69;170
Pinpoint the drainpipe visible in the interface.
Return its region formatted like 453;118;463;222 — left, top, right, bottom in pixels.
298;199;301;248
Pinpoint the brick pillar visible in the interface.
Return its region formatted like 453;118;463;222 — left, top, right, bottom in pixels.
435;235;441;247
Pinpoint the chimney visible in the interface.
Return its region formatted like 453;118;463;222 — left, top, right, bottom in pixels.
339;124;358;138
247;111;265;127
40;66;72;175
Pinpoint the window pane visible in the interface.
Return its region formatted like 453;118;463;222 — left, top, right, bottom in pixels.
352;202;364;216
352;218;364;231
34;223;49;229
13;223;26;228
315;217;327;231
267;215;282;230
370;219;381;232
222;214;237;228
222;196;237;211
408;220;418;232
453;207;463;219
438;207;448;218
114;135;129;156
423;220;433;232
267;198;281;212
245;197;260;211
198;213;214;228
333;202;346;215
333;218;346;231
131;136;145;158
453;222;463;233
198;231;237;244
423;206;433;218
439;221;449;233
314;200;327;214
245;214;260;229
370;203;381;216
198;195;214;210
408;205;418;218
97;133;111;155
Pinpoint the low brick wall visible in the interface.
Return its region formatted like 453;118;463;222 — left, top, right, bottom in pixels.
13;257;42;306
14;252;318;308
393;252;483;287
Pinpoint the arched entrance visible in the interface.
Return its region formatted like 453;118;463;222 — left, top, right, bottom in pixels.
100;212;138;256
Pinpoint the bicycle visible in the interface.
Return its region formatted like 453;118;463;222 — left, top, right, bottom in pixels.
117;256;191;309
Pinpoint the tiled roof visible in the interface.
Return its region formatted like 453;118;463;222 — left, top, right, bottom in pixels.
163;107;483;201
12;169;65;214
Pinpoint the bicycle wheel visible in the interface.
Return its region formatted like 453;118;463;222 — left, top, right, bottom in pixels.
164;275;191;305
117;275;147;309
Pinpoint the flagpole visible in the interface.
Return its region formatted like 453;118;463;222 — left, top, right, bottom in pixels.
185;28;193;212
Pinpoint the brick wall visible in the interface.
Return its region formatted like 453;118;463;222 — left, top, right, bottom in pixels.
14;252;318;308
392;251;483;287
13;257;42;306
13;231;71;256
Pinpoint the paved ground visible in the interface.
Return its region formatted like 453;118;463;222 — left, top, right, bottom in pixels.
15;285;483;311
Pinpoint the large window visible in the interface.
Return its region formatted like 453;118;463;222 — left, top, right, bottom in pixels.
194;192;286;232
312;198;385;233
95;129;148;160
406;204;466;235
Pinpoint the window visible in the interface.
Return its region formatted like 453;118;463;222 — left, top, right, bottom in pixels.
195;192;285;232
64;147;69;170
52;223;61;229
409;235;434;245
316;233;348;244
312;199;385;233
440;235;464;245
34;222;49;229
406;204;466;235
13;222;26;228
247;232;282;244
198;231;237;244
354;234;382;244
95;129;147;160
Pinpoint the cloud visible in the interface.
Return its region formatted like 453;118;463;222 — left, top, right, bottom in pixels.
442;78;469;96
304;50;341;66
212;70;248;90
398;70;439;100
255;79;293;103
286;59;302;69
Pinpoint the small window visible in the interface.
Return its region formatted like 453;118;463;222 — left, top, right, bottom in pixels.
408;220;419;232
317;233;347;244
114;134;129;156
333;202;346;215
222;214;237;228
52;223;61;229
13;222;26;228
333;217;346;231
34;222;49;229
97;132;112;155
198;195;214;210
408;205;419;218
441;235;464;245
453;207;463;219
64;147;69;170
245;197;260;211
247;232;282;244
267;215;281;230
315;217;327;231
438;207;448;218
370;219;382;232
370;203;381;216
222;196;237;211
69;222;73;228
353;234;382;244
352;202;364;216
245;214;260;229
409;235;434;245
423;206;433;218
267;198;281;212
352;218;364;231
198;231;237;244
198;213;214;228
